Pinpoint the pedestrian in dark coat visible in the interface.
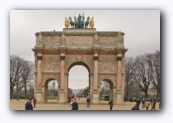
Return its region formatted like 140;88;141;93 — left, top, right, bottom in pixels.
33;98;37;108
86;96;91;107
108;99;113;110
151;98;156;110
131;103;140;110
25;100;33;110
136;98;141;107
71;99;78;110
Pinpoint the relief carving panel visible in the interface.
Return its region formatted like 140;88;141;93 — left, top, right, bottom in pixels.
36;35;61;49
98;36;117;46
98;56;116;73
42;56;60;72
66;36;93;46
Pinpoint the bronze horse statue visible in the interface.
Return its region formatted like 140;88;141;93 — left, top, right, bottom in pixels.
85;16;90;28
81;16;85;28
74;16;78;28
69;16;74;28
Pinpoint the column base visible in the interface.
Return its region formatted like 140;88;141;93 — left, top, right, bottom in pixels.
115;90;124;105
58;89;66;103
36;89;43;104
92;90;99;104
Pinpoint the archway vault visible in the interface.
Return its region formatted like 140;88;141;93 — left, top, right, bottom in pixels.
66;61;91;101
67;61;91;73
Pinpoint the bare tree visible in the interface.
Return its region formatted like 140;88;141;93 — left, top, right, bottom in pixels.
124;57;136;100
10;55;25;100
10;55;34;100
21;61;34;99
48;80;58;97
100;81;110;96
144;50;160;99
133;55;152;98
68;88;73;97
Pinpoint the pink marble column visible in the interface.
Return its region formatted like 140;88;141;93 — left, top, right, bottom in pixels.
60;53;65;89
93;53;98;90
117;53;122;90
37;56;42;89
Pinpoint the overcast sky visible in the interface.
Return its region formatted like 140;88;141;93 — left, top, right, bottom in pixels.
10;10;160;89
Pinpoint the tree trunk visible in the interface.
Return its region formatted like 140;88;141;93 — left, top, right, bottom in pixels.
156;89;160;100
24;82;27;99
10;88;13;100
144;91;148;98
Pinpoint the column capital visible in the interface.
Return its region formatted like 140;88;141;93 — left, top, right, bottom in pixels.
116;56;122;61
60;56;65;60
93;56;99;61
37;56;42;60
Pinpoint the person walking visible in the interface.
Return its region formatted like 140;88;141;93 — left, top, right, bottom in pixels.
71;98;78;110
159;102;160;109
86;96;91;108
25;99;33;110
108;99;113;110
145;100;150;110
136;98;141;108
33;98;37;108
29;97;32;104
131;102;140;110
151;98;156;110
141;98;146;109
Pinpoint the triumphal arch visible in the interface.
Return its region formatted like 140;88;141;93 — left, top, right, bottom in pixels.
33;16;127;104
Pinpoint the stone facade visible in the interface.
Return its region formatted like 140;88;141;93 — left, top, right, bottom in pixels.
32;28;127;104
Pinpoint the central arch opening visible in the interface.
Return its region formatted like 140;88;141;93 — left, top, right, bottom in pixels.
67;62;90;103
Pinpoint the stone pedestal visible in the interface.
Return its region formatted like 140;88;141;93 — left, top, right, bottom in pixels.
58;90;66;103
36;89;42;104
115;90;124;105
92;90;99;104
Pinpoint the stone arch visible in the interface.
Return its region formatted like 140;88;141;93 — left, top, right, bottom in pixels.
67;61;90;73
65;61;91;100
99;78;115;102
65;56;93;74
43;78;59;103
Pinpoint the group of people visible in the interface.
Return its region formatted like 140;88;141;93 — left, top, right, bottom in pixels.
68;95;92;110
68;95;79;110
131;97;160;110
25;97;37;110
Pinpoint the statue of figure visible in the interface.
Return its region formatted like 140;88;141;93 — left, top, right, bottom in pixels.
77;13;84;28
94;32;99;47
85;16;90;28
89;17;94;28
60;33;65;46
69;16;74;28
118;31;122;42
81;16;85;28
64;17;69;28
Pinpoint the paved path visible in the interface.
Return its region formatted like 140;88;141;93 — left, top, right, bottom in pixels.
10;99;160;111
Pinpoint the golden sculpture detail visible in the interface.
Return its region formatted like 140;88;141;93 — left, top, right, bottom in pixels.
64;17;69;28
89;17;94;28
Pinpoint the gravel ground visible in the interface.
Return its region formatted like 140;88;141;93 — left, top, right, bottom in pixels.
10;98;160;111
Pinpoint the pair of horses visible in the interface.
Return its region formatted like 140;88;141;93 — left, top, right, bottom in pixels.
68;16;90;28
